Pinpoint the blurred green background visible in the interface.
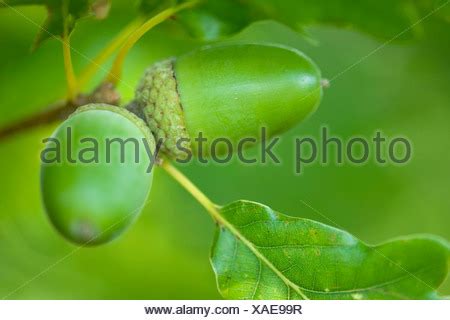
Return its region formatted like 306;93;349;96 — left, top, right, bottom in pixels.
0;0;449;299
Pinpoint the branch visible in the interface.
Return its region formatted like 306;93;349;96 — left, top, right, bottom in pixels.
0;82;120;141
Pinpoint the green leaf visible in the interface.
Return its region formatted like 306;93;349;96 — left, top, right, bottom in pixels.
0;0;110;49
211;200;450;299
145;0;450;41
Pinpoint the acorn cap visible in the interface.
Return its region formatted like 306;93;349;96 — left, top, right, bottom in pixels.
134;59;190;158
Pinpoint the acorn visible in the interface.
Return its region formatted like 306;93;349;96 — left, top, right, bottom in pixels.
40;104;156;245
133;43;323;158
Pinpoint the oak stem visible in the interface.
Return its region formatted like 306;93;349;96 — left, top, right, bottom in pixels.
62;34;78;101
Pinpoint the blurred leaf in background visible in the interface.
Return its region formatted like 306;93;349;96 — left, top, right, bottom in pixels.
0;0;111;49
0;0;449;299
143;0;450;41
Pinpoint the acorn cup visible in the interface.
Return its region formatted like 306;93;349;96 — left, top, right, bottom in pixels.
133;43;323;158
40;104;156;245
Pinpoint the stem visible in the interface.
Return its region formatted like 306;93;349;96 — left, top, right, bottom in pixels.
0;100;75;140
78;17;144;89
0;82;120;141
161;160;220;221
106;0;198;85
62;34;78;102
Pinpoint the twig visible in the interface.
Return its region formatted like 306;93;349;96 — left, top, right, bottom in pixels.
62;30;78;101
0;82;120;141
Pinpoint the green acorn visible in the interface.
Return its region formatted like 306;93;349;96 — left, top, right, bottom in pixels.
40;104;156;245
40;43;322;245
133;43;323;158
